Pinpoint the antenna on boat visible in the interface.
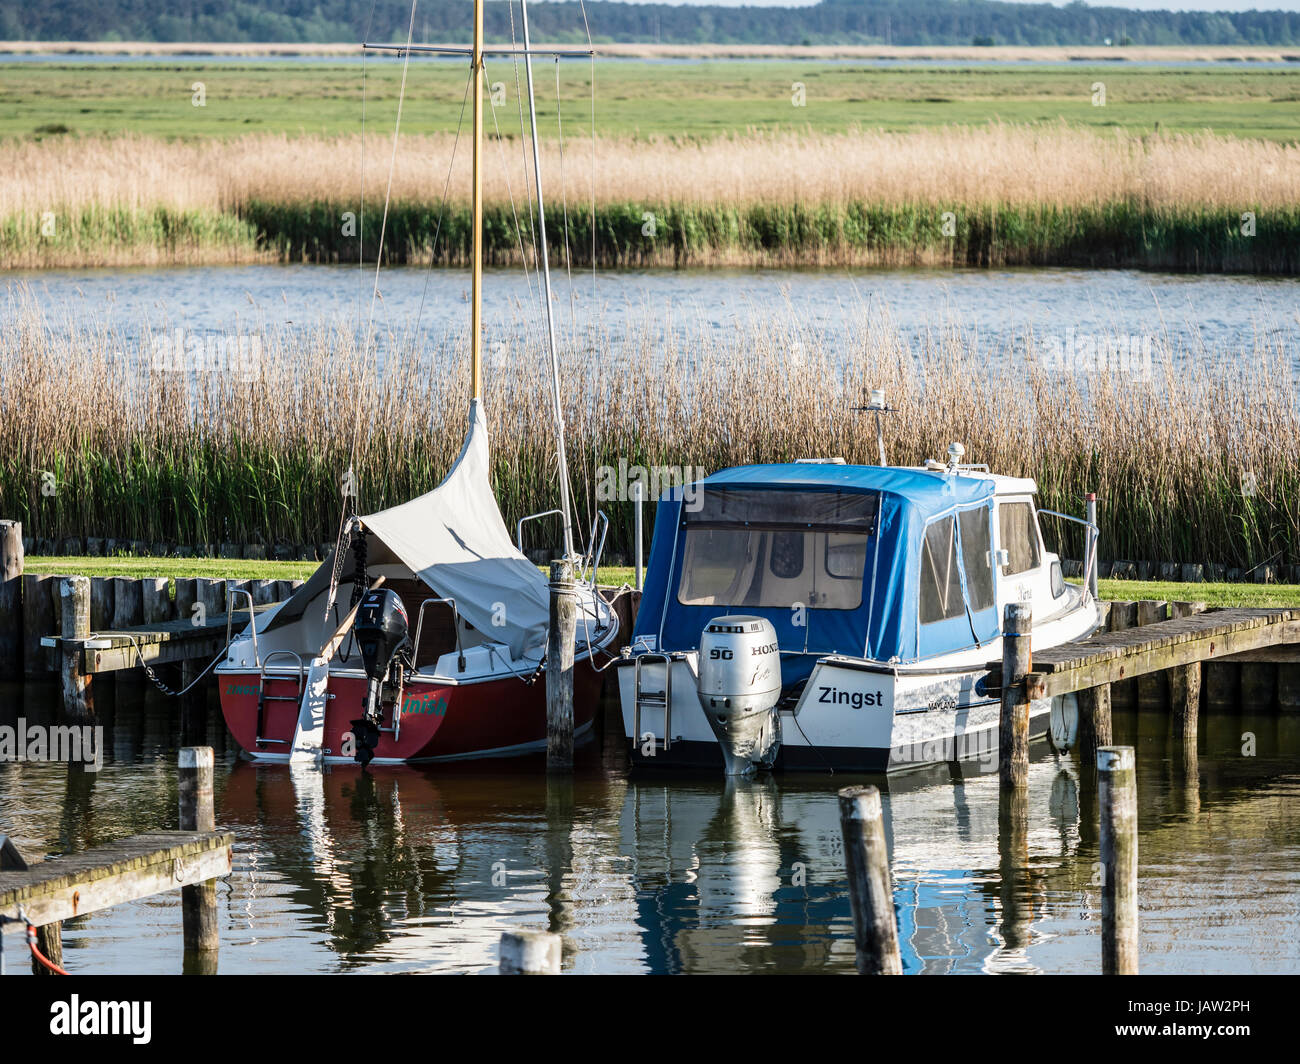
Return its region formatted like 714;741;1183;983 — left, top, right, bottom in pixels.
519;0;577;562
854;387;893;467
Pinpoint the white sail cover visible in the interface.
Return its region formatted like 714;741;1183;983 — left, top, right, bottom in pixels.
360;398;550;656
269;399;553;658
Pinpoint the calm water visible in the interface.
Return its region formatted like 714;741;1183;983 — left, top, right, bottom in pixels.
6;264;1299;368
2;678;1298;975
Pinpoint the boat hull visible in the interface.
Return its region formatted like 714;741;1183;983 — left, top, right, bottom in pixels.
218;663;605;764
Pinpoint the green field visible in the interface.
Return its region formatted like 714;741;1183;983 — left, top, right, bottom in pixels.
22;557;1300;609
2;60;1299;141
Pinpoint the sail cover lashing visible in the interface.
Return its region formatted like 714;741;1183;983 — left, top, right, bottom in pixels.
268;400;579;660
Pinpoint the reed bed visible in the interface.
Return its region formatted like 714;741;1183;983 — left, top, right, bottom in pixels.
1;298;1296;571
3;126;1300;270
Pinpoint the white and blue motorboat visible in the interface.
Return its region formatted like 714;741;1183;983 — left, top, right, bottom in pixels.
616;440;1104;774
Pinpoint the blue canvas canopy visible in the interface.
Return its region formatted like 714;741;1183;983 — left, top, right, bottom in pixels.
635;463;1000;676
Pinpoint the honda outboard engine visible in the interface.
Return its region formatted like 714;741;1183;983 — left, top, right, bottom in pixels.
696;616;782;775
350;588;410;766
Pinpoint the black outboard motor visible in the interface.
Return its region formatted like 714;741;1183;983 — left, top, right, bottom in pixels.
349;588;410;766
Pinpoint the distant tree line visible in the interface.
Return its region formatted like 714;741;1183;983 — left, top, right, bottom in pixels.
2;0;1298;48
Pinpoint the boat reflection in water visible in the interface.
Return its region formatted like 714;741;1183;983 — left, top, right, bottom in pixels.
218;735;1103;974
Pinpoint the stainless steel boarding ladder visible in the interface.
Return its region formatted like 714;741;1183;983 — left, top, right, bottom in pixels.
256;651;305;749
633;653;674;751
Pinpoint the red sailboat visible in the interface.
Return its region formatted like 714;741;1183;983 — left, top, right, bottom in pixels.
217;0;619;764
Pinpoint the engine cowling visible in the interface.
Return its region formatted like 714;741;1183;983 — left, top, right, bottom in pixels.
696;616;782;775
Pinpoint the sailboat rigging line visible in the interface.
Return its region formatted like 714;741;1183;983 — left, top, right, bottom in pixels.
519;0;577;564
482;58;541;328
411;65;473;344
508;2;540;276
348;0;418;487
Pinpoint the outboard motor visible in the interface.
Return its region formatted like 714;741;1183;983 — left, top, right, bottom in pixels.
696;616;782;776
349;588;410;766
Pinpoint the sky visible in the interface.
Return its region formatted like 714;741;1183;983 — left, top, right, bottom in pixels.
597;0;1300;12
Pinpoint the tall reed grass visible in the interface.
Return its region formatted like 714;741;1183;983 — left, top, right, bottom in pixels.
4;126;1299;270
1;298;1295;571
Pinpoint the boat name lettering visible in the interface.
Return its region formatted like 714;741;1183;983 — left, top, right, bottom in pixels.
401;693;449;717
817;685;883;709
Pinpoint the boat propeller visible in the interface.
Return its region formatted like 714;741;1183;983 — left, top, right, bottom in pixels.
349;588;412;766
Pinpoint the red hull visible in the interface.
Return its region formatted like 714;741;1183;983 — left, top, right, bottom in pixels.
217;665;603;763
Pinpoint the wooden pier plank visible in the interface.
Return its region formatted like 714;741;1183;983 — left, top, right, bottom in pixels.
0;831;232;930
42;604;276;674
986;608;1298;700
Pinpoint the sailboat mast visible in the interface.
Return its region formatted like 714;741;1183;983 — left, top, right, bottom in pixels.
520;0;577;563
470;0;484;400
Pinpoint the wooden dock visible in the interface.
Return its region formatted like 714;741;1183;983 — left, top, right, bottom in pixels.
987;607;1300;699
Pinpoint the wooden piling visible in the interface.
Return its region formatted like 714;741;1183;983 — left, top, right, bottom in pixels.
1204;661;1240;711
141;577;172;625
999;602;1032;792
1239;663;1277;712
111;575;144;630
31;923;63;976
89;576;114;632
1098;745;1138;975
837;785;902;975
1135;600;1168;707
1108;600;1138;708
546;559;576;772
499;930;561;974
0;519;22;678
1077;683;1113;769
1278;663;1300;713
175;577;198;625
179;746;219;971
59;576;92;718
1169;662;1201;747
21;573;55;677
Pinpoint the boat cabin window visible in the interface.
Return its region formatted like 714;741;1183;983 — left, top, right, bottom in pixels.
998;500;1041;575
677;488;876;611
920;517;964;624
958;507;995;612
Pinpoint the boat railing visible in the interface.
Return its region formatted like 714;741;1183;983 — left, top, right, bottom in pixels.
413;597;466;674
225;586;261;667
1037;508;1100;601
516;509;566;557
578;510;610;590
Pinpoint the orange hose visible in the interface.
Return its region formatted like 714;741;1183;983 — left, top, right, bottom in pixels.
26;925;70;975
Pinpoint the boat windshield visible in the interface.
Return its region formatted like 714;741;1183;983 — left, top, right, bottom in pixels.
676;488;877;611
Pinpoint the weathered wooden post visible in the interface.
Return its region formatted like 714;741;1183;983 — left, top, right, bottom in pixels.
31;924;64;977
499;930;561;974
0;520;22;679
1108;600;1137;709
837;785;902;975
1135;600;1168;707
999;602;1032;791
112;575;144;630
59;576;92;717
179;746;219;973
1169;662;1201;747
546;559;576;771
1098;745;1138;975
1077;683;1113;769
142;577;172;625
21;573;55;677
89;576;114;632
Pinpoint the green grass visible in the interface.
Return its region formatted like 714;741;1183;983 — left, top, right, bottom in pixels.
1;61;1298;141
24;558;1300;609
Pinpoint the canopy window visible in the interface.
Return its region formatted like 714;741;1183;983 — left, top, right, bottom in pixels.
998;500;1042;575
958;507;995;612
920;516;964;625
677;488;878;612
